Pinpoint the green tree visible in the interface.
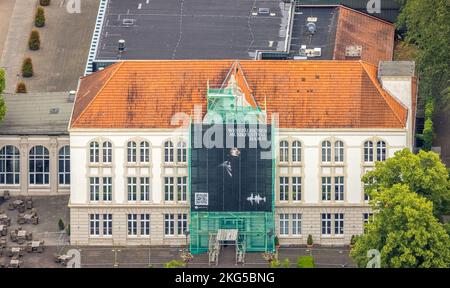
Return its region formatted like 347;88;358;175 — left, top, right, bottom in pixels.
351;184;450;268
396;0;450;110
28;30;41;50
35;7;46;28
363;149;450;217
22;58;34;78
0;69;7;122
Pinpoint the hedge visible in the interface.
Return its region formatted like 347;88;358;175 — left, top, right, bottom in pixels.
297;256;315;268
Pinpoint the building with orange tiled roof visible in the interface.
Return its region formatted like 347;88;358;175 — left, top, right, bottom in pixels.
68;60;417;250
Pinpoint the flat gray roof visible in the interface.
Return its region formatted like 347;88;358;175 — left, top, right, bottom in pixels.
0;92;72;136
379;61;416;77
289;6;338;59
94;0;290;61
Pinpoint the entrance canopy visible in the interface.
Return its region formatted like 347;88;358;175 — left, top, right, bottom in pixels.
217;229;238;242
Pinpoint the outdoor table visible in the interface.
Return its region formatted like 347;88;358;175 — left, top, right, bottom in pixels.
9;259;20;268
31;241;40;248
17;230;26;237
24;214;33;220
13;200;23;206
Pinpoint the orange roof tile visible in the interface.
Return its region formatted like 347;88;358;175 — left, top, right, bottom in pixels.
334;6;395;66
70;60;408;129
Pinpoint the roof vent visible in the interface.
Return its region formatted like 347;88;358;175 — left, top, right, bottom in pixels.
68;90;76;102
49;108;60;114
306;22;316;35
258;8;270;15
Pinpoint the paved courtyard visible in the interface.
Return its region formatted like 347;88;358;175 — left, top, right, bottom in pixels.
0;0;99;93
0;0;16;58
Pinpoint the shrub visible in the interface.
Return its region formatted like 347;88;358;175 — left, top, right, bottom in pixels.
350;235;357;246
65;224;71;236
422;118;433;151
40;0;51;6
425;99;434;119
164;260;186;268
15;82;27;93
281;258;290;268
297;256;315;268
274;236;279;247
35;7;45;27
21;58;33;78
307;234;313;246
58;218;65;230
28;30;41;50
269;259;281;268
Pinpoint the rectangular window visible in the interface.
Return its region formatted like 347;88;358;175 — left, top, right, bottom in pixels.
103;177;112;201
164;177;174;201
127;177;137;201
292;213;302;235
127;214;137;236
334;213;344;235
279;177;289;201
164;214;175;235
292;177;301;201
89;177;100;201
140;214;150;236
334;176;344;201
103;214;112;236
279;214;289;235
177;177;187;202
363;213;373;225
177;214;187;235
321;177;331;201
89;214;100;236
321;213;331;235
140;177;150;202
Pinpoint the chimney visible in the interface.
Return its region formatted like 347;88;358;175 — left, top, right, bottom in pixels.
345;45;362;60
378;61;417;148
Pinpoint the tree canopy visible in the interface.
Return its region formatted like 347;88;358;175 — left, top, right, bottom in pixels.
363;149;450;218
396;0;450;109
351;184;450;268
0;69;7;122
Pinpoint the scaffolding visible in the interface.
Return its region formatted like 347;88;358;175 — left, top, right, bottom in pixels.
189;77;276;255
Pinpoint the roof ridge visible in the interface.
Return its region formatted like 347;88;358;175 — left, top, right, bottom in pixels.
360;61;407;127
71;62;124;127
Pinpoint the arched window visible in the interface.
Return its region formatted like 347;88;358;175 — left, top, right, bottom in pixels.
279;141;289;162
364;141;374;162
127;141;137;163
89;141;99;163
334;141;344;162
321;141;331;162
177;141;187;163
102;141;112;163
292;141;301;162
0;145;20;184
58;146;70;185
29;146;49;185
376;141;386;161
164;141;174;163
140;141;150;163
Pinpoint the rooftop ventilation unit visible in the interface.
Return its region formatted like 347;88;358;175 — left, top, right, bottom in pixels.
258;8;270;15
68;90;76;103
122;19;135;27
49;108;60;115
118;39;126;52
306;22;316;35
299;45;321;58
